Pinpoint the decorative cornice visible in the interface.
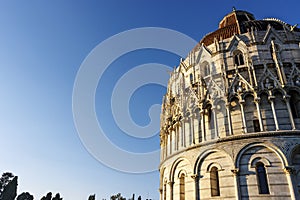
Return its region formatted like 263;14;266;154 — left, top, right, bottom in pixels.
159;130;300;167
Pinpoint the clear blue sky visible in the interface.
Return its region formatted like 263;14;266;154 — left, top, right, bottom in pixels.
0;1;299;199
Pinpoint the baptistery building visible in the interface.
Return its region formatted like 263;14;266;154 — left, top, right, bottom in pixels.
159;9;300;200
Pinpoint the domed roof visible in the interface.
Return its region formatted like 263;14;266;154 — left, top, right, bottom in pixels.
199;9;300;46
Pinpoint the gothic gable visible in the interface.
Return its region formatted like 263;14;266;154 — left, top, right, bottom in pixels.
263;25;285;44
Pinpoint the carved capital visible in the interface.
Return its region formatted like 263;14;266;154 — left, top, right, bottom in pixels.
283;95;291;101
168;126;174;132
168;181;174;186
268;95;275;101
239;99;245;105
284;166;296;175
159;188;163;193
254;97;261;103
191;174;198;180
173;121;180;128
231;168;240;176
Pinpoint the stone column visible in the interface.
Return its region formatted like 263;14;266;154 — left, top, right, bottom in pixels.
193;114;200;144
254;97;264;131
231;168;240;200
226;103;233;135
212;106;219;138
168;130;172;155
168;181;174;200
171;129;176;153
181;120;186;148
250;63;258;87
178;121;182;149
284;166;296;200
190;114;195;144
200;110;206;141
284;95;296;130
185;118;190;147
269;96;280;130
239;100;247;133
162;131;169;159
162;137;165;159
165;137;168;160
175;125;179;151
191;174;199;200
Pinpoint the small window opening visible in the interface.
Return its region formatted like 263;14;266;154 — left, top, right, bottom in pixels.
234;52;244;66
210;167;220;196
179;174;185;200
256;162;270;194
253;119;260;132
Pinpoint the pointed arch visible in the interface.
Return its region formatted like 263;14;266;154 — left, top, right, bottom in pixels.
195;44;212;64
263;26;285;44
203;103;214;139
243;93;259;133
200;61;210;77
214;99;229;137
273;90;291;130
289;90;300;129
259;92;276;131
233;50;245;66
226;35;248;52
229;97;243;135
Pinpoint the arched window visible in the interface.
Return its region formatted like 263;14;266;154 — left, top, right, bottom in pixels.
234;51;244;66
290;91;300;119
256;162;270;194
190;73;193;84
253;119;260;132
208;106;213;129
204;64;210;76
210;167;220;196
201;61;210;77
205;105;214;130
179;174;185;200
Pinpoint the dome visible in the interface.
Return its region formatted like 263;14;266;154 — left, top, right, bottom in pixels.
200;9;300;46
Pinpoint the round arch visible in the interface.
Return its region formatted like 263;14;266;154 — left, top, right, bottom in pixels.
169;157;192;182
235;142;288;168
242;92;255;100
193;148;234;175
271;88;286;96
